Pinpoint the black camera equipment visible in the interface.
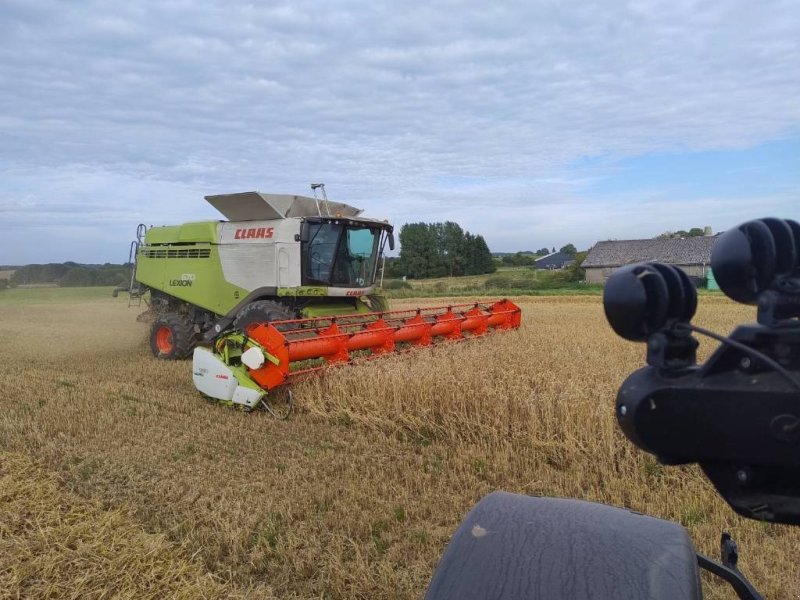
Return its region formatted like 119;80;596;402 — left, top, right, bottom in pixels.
605;217;800;525
426;218;800;600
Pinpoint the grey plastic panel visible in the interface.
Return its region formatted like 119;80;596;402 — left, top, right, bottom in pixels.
426;492;702;600
205;191;363;221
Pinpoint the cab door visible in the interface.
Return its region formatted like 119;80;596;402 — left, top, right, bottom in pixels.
276;243;300;287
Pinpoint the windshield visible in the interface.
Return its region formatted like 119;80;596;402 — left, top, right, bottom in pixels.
304;222;381;287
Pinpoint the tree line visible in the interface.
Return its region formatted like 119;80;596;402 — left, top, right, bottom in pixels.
5;263;130;287
657;227;710;239
387;222;496;279
499;244;577;267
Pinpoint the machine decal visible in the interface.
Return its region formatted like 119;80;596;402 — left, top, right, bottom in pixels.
277;286;327;297
234;227;274;240
169;273;196;287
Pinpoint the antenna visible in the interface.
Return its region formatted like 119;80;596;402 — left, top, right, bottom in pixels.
310;183;331;217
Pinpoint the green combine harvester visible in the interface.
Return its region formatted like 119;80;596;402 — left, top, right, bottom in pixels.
126;185;395;359
125;185;522;416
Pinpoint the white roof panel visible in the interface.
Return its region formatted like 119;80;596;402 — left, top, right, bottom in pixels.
204;191;363;221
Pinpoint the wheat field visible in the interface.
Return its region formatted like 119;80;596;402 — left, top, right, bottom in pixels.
1;290;798;599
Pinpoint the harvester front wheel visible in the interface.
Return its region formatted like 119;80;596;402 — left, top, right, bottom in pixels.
150;313;196;359
233;300;295;335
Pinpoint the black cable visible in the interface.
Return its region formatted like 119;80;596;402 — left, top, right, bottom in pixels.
677;323;800;393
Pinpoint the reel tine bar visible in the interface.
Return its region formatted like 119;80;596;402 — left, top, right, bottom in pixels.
245;300;521;391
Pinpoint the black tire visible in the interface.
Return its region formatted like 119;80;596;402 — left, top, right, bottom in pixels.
232;300;296;334
150;313;196;359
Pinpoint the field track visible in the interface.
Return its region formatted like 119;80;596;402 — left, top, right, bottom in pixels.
1;290;798;598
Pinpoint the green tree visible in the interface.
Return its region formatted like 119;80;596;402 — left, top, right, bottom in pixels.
468;235;496;275
399;221;496;278
658;228;707;239
559;243;577;256
8;262;130;287
565;250;588;282
516;252;536;266
60;267;95;287
383;257;404;278
440;221;466;276
11;263;70;285
501;252;534;266
462;232;477;275
399;223;437;278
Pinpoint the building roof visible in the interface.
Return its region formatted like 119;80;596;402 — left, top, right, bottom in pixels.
582;236;716;268
534;251;575;269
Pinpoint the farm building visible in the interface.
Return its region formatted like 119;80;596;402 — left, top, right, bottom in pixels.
582;236;717;284
533;251;575;270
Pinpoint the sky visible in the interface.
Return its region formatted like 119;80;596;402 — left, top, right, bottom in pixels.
1;0;799;264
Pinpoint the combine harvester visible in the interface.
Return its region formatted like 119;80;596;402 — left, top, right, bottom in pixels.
126;185;521;415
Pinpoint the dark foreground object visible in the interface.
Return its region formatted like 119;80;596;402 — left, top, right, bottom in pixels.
426;492;701;600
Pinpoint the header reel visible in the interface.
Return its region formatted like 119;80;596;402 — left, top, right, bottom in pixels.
192;300;522;418
603;218;800;524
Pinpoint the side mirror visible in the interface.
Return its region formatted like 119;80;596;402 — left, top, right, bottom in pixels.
299;221;310;243
387;231;395;251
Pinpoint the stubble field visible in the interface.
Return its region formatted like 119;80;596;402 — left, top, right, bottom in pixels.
1;289;798;599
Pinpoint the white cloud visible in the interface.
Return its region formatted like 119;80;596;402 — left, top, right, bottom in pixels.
0;0;799;261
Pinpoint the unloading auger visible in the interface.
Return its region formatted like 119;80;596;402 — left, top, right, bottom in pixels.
192;299;521;416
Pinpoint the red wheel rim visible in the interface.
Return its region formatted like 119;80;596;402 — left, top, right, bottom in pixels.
155;326;174;353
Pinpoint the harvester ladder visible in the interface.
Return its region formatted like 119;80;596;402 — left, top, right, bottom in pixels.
310;183;331;216
127;224;147;307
